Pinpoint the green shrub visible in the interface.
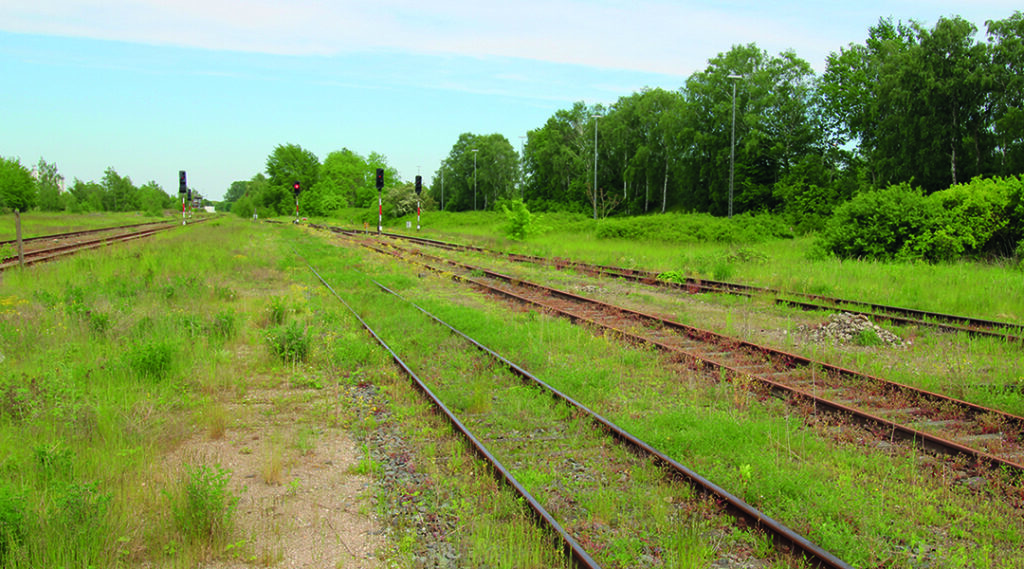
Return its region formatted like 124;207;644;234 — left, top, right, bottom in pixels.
853;328;884;347
501;199;540;241
819;176;1024;262
595;212;791;244
209;310;237;340
126;340;176;381
266;321;310;363
167;464;238;542
818;183;933;259
267;297;288;326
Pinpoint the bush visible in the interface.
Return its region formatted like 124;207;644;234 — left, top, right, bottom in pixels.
126;340;176;381
167;464;238;543
817;183;933;259
595;212;791;244
266;321;310;363
819;177;1024;262
501;199;540;240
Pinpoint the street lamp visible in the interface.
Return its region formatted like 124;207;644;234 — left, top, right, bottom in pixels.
591;113;603;220
519;135;527;200
728;74;743;218
472;149;479;210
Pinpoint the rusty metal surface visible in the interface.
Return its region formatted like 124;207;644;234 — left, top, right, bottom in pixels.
302;260;604;569
0;221;194;270
363;274;853;569
359;228;1024;342
350;234;1024;475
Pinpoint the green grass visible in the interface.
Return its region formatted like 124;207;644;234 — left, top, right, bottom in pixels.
323;230;1023;567
0;211;183;241
0;217;285;567
3;211;1023;567
327;208;1024;324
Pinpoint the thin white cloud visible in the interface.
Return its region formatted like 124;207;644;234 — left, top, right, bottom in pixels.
0;0;823;76
2;0;1018;76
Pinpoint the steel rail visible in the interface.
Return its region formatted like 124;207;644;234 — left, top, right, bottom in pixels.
0;220;177;247
1;219;208;270
299;259;602;569
336;227;1024;342
361;272;852;569
356;237;1024;475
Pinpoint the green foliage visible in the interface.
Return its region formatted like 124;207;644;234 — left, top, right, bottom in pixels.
231;195;255;219
0;483;26;560
125;340;176;381
820;177;1024;261
437;133;519;212
266;321;310;363
209;310;237;340
166;464;238;543
34;443;73;483
266;296;288;326
265;143;321;215
853;328;884;347
595;212;792;244
501;199;539;240
33;159;65;213
818;183;933;259
0;157;36;212
384;184;433;219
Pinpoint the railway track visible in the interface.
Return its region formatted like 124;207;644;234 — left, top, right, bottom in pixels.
300;256;852;568
337;228;1024;344
0;220;202;270
339;232;1024;478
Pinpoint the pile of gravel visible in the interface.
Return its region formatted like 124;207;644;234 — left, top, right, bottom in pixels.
798;312;905;347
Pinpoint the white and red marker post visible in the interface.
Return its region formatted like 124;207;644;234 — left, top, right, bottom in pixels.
415;174;422;231
178;170;188;225
375;168;384;234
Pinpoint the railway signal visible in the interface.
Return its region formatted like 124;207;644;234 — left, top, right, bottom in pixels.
292;181;301;222
415;175;422;231
376;168;384;234
178;170;187;225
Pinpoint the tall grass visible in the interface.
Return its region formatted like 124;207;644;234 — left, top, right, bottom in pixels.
330;235;1024;567
0;217;275;567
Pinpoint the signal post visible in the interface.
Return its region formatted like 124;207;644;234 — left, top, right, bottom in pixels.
178;170;187;225
376;168;384;234
415;175;422;230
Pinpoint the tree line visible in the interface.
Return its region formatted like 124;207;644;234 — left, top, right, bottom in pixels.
428;13;1024;231
0;157;187;216
3;12;1021;239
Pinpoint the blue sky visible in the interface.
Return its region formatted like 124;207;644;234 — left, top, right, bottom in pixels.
1;1;1020;201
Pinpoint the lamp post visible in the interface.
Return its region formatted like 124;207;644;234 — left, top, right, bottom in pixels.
728;74;743;218
591;113;602;220
519;135;527;200
472;149;479;210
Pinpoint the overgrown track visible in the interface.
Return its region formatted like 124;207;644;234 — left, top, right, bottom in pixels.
340;228;1024;344
301;257;853;569
344;232;1024;478
0;220;205;270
